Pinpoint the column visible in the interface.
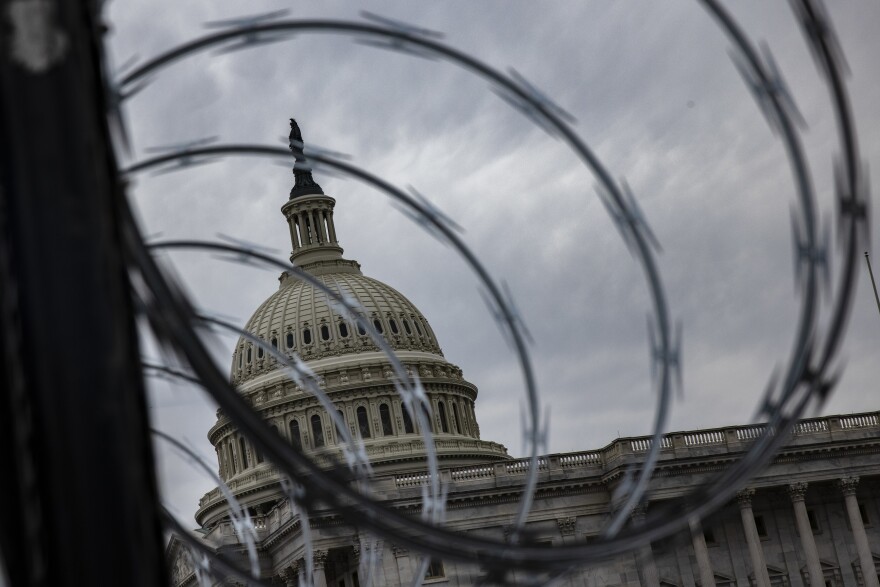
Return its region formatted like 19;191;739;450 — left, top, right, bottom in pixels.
279;564;297;587
287;214;299;250
631;504;660;587
312;550;329;587
788;483;824;587
312;209;325;243
298;213;311;246
327;210;338;243
317;209;329;244
690;518;716;587
839;477;879;587
737;489;771;587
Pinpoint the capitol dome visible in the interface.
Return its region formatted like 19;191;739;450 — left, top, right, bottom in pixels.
230;270;445;386
198;121;507;525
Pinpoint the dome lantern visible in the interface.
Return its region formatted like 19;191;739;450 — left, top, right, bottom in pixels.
281;119;360;276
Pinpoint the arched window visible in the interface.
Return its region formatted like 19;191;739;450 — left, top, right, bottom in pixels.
286;332;294;349
356;317;367;336
357;406;371;439
438;402;449;433
335;410;346;441
227;444;235;475
379;404;393;436
239;437;249;469
238;352;242;368
402;406;414;434
451;403;461;434
303;328;312;345
414;318;423;336
257;346;264;359
389;319;399;334
271;337;277;349
289;419;302;452
311;414;324;448
338;322;349;338
320;324;330;341
246;346;252;363
372;318;384;334
403;319;412;335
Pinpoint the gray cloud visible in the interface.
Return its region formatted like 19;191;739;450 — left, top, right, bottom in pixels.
109;1;880;521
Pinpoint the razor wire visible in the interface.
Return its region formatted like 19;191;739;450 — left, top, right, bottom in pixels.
108;0;870;584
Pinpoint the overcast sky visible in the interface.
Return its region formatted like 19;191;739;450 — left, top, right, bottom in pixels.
106;2;880;523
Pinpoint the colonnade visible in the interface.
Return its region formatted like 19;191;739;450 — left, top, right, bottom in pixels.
635;477;878;587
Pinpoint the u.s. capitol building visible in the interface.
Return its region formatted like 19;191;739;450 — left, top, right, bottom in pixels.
168;121;880;587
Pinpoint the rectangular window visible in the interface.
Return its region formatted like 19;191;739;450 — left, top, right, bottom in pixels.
807;509;820;532
425;559;445;580
754;514;768;538
703;527;717;545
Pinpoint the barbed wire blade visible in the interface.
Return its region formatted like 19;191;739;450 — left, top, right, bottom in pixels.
647;314;659;382
203;9;290;29
519;400;549;456
648;319;681;400
478;286;519;353
216;232;279;256
144;157;222;177
391;200;452;248
819;215;832;297
211;31;297;55
360;10;445;40
147;156;223;176
752;367;781;422
407;185;464;234
288;138;353;161
728;49;781;136
620;178;662;254
508;68;576;125
759;43;807;130
144;135;220;154
595;182;637;255
195;312;243;333
790;0;849;79
273;157;350;180
810;360;841;410
834;156;871;247
790;207;806;290
790;206;828;295
500;280;533;345
355;37;438;61
670;320;684;400
490;84;560;139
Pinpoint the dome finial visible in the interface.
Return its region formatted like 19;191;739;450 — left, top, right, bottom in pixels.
288;118;324;199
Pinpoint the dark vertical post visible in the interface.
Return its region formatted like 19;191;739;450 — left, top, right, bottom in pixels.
865;252;880;319
0;1;165;586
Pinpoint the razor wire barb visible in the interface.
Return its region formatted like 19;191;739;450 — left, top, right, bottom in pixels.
111;0;869;582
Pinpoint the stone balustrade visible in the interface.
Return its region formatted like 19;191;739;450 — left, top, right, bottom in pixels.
683;430;724;446
840;413;879;428
197;410;880;511
631;437;673;452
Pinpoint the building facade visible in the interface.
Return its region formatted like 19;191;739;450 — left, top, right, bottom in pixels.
167;122;880;587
